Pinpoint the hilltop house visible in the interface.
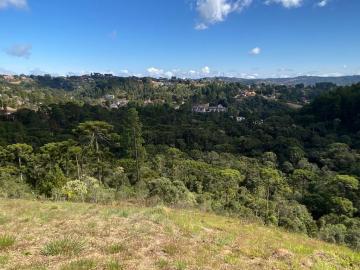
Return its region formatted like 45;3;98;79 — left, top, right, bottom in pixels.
0;106;17;115
104;94;115;100
236;116;246;122
192;103;228;113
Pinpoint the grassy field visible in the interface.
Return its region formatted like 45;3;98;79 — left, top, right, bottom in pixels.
0;199;359;270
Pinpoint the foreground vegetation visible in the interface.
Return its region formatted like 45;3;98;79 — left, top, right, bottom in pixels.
0;199;359;270
1;77;360;252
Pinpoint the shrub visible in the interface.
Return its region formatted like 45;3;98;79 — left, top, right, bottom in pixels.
147;177;193;205
319;224;347;245
41;236;85;256
0;167;34;199
84;176;115;203
61;180;87;202
345;228;360;251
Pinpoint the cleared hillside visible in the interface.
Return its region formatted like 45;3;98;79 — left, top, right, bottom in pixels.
0;199;359;270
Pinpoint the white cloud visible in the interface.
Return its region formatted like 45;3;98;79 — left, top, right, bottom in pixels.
265;0;303;8
249;47;261;55
195;0;252;29
0;0;27;9
201;66;211;74
147;67;163;76
5;44;32;58
164;71;174;78
317;0;329;7
195;23;208;30
189;70;197;75
119;69;129;74
146;67;174;78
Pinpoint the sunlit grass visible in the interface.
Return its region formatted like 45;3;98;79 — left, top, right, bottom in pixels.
0;199;359;269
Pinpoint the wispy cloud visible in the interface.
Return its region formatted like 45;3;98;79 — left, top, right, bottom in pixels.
0;0;27;10
194;0;252;30
249;47;261;55
5;44;32;58
265;0;303;8
317;0;329;7
195;23;208;30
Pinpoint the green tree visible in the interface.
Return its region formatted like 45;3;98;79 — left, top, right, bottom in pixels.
6;144;33;181
74;121;120;182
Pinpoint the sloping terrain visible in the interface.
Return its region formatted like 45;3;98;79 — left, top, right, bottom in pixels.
0;199;359;270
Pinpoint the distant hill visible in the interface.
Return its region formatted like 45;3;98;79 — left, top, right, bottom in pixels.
210;75;360;86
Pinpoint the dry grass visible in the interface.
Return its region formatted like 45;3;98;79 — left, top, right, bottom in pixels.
0;199;359;269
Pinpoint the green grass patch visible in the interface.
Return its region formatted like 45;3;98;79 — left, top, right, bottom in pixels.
162;243;178;256
105;259;123;270
0;255;9;266
155;258;171;269
60;259;96;270
174;260;187;270
0;234;15;250
41;236;85;256
104;243;126;254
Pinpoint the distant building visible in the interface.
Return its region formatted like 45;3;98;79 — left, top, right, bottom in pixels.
235;90;257;100
192;103;228;113
253;119;264;125
192;103;209;113
144;99;154;105
116;98;129;107
109;103;118;109
104;94;115;100
208;104;227;113
236;116;246;122
0;106;17;115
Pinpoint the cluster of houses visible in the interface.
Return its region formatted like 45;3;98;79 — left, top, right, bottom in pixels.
192;103;228;113
104;95;129;109
234;90;257;100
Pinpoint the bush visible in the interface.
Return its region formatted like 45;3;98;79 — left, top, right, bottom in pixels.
345;228;360;251
84;176;115;203
277;202;317;236
0;167;34;199
61;180;87;202
319;224;347;245
147;177;194;205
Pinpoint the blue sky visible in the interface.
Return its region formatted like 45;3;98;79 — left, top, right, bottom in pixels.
0;0;359;78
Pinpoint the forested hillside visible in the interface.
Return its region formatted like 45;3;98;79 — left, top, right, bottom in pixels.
0;77;359;251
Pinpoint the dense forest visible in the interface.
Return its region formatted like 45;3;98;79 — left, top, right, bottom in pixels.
1;75;360;250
